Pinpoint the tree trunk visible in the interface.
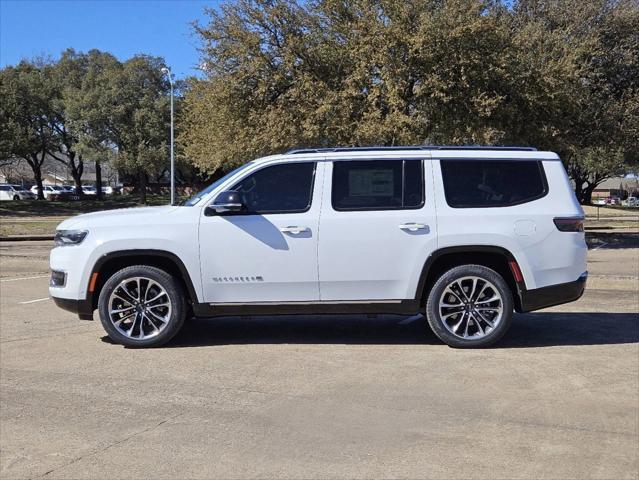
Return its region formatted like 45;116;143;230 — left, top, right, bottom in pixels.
69;152;84;197
25;153;45;200
583;183;598;205
95;161;103;201
138;170;147;205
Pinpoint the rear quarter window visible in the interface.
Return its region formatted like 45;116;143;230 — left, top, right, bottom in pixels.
440;160;548;208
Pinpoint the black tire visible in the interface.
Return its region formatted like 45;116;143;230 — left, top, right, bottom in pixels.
425;264;513;348
98;265;186;347
13;195;19;201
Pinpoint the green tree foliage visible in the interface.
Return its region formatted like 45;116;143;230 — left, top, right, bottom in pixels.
0;51;173;204
181;0;638;203
0;61;58;199
99;55;171;204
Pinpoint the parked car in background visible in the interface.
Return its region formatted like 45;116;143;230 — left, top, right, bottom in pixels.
0;184;36;200
605;196;621;205
102;186;114;195
593;198;607;206
624;197;638;207
82;185;97;195
30;185;60;199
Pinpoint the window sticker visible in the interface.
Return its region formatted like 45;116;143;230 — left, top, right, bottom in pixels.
349;169;394;197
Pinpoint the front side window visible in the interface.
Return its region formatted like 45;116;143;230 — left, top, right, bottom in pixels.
231;162;316;214
332;159;424;211
440;160;548;208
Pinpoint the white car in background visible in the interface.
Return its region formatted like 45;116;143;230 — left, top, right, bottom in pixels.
82;186;97;195
30;185;65;199
0;184;36;200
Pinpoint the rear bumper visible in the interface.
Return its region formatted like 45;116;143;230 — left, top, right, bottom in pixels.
52;296;94;320
519;272;587;312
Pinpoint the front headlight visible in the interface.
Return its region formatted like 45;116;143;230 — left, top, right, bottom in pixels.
54;229;88;247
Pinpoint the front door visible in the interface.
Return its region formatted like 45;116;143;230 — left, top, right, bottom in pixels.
318;158;438;301
199;161;323;304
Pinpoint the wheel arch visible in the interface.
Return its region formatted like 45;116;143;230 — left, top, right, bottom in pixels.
416;245;525;312
87;250;199;311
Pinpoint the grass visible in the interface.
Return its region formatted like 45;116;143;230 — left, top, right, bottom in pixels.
0;194;185;237
0;194;178;218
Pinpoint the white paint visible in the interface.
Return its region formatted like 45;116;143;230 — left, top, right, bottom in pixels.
1;275;49;283
19;297;50;304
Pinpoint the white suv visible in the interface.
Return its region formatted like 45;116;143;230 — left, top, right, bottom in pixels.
50;147;587;348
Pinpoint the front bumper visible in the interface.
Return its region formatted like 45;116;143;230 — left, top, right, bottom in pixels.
519;272;587;312
51;296;94;320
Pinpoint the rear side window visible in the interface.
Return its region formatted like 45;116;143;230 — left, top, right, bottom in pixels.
332;160;424;211
231;162;315;214
440;160;547;208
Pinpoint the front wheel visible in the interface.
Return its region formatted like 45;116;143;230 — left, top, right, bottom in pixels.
425;265;513;348
13;195;20;201
98;265;186;347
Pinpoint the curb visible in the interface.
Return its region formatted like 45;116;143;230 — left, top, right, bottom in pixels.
0;235;54;242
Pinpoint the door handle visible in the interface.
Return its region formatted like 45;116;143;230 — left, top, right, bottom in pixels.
399;223;427;232
280;226;309;234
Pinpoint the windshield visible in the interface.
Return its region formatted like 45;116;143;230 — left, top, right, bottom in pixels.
182;162;255;206
52;186;64;191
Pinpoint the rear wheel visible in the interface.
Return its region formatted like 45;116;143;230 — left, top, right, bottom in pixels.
425;264;513;348
13;195;19;201
98;265;186;347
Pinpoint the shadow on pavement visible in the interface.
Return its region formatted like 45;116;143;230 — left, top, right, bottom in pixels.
133;311;639;349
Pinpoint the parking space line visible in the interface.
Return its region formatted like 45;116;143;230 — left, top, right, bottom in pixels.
398;314;423;325
1;275;49;283
18;297;50;305
592;242;609;251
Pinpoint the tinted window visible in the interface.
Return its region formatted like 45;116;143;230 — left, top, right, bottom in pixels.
332;160;424;211
440;160;547;208
231;162;315;214
0;186;10;191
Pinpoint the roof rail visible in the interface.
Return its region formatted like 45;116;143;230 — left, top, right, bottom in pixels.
286;145;537;154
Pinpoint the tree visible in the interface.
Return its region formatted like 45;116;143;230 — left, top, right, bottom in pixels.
61;49;122;200
511;0;639;203
181;0;639;203
102;55;172;204
0;61;58;199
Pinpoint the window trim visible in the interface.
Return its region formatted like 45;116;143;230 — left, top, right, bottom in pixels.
331;159;426;212
437;158;549;209
221;161;317;216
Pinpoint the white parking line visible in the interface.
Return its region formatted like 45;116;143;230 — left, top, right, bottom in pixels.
18;297;50;305
591;242;609;251
1;275;49;283
398;314;423;325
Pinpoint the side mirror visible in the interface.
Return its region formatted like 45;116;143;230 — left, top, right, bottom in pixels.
206;190;244;215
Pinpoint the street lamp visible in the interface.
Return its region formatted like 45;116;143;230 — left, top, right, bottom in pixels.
161;66;175;205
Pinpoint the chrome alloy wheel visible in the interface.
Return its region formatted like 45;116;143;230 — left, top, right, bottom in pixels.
108;276;172;340
438;276;503;340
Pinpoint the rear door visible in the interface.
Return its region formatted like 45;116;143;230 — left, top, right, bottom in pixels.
318;157;438;301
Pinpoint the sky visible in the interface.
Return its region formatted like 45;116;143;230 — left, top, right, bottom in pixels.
0;0;218;79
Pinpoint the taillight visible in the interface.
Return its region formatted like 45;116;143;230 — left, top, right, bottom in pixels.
554;217;584;232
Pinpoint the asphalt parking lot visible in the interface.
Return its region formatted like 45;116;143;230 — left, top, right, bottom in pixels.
1;237;638;479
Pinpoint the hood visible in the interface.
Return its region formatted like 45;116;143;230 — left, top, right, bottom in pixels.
57;205;180;230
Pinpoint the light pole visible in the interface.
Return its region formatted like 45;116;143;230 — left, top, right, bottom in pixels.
161;66;175;205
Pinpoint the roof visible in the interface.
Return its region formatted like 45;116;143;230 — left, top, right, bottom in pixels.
254;146;560;164
287;146;538;154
